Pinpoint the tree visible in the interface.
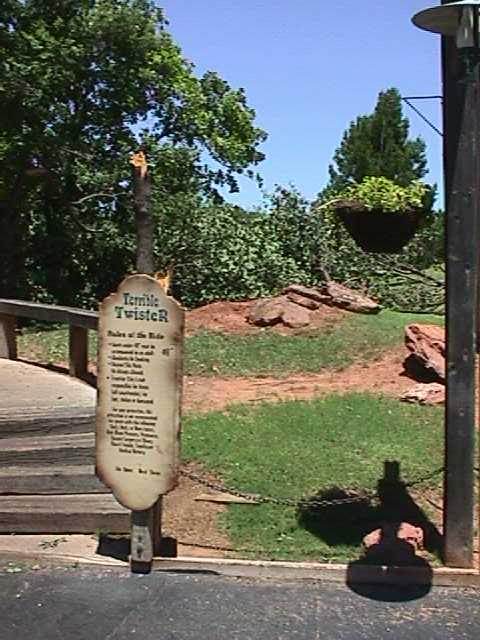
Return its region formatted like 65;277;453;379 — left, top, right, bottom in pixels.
0;0;267;303
326;88;428;192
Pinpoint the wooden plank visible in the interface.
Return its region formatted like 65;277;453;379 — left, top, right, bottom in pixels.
0;494;130;533
0;313;17;359
69;325;89;378
0;465;108;495
0;433;94;466
195;492;259;504
0;299;98;330
0;410;95;439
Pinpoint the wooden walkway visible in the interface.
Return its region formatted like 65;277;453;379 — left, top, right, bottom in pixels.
0;360;129;533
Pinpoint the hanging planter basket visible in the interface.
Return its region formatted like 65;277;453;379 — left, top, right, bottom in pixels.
334;199;422;254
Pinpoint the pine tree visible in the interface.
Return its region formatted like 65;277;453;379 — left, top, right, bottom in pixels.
326;88;428;192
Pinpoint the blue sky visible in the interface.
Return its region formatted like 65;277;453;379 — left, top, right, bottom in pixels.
158;1;444;209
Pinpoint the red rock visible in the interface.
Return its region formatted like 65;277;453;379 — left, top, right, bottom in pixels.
320;281;380;314
247;297;287;326
248;296;311;328
363;522;424;552
401;383;445;406
286;292;320;310
281;303;311;328
405;324;445;381
284;284;330;304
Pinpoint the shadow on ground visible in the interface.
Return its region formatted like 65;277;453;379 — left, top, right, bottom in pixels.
97;534;130;562
298;461;442;601
97;534;178;562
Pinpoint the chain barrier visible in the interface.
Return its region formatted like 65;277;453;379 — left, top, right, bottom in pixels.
403;466;445;488
181;469;371;509
177;466;449;556
180;466;446;510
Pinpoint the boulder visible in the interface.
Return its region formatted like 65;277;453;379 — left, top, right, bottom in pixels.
247;297;286;326
320;281;380;314
401;383;445;406
281;304;311;328
286;292;320;310
284;284;330;304
248;296;310;328
405;324;445;382
248;279;380;328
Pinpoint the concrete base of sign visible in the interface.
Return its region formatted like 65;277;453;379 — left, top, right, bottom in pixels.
0;535;478;589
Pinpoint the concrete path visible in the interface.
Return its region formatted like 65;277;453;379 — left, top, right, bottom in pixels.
0;566;479;640
0;360;95;420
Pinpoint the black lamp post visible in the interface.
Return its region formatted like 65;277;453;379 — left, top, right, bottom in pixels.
413;1;480;568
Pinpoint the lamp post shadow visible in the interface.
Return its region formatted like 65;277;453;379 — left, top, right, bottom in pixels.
298;461;441;601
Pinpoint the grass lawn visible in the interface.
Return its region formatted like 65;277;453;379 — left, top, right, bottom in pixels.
182;393;444;562
17;309;444;377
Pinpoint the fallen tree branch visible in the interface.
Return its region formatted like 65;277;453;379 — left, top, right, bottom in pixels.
71;192;120;206
373;255;444;287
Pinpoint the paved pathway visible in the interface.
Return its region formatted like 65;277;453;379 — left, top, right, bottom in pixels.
0;567;479;640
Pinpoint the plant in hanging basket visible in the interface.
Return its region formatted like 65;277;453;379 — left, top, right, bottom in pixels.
333;177;431;253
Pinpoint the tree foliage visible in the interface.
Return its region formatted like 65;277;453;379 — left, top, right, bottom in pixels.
0;0;266;302
154;196;306;307
0;6;443;313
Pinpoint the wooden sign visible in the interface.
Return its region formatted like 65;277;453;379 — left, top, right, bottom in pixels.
96;274;184;511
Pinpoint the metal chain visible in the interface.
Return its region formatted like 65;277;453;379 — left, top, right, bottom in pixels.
180;469;375;509
177;465;450;556
181;465;448;509
403;466;445;488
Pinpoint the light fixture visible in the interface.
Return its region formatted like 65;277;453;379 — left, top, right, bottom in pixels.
413;1;480;78
413;1;480;48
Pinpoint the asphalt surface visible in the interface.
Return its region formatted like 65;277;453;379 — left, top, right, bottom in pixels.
0;566;478;639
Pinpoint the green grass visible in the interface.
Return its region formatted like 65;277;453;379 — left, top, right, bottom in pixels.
182;393;444;562
185;310;443;376
18;309;443;377
18;325;98;365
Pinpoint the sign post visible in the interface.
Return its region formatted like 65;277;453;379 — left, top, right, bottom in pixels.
96;274;184;572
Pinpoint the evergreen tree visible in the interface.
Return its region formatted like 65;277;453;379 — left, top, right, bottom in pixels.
326;88;428;192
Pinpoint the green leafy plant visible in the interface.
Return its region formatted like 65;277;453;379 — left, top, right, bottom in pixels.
4;562;24;574
38;537;68;550
338;177;430;214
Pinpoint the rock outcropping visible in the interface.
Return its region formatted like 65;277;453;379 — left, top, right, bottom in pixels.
247;296;311;328
248;282;380;328
402;323;445;406
405;324;445;382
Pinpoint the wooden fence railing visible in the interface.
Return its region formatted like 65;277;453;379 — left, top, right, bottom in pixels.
0;299;99;379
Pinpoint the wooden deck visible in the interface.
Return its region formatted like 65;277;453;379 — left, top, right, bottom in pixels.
0;360;129;533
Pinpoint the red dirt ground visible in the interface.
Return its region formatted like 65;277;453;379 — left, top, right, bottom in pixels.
183;299;413;414
185;299;346;336
183;345;413;414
